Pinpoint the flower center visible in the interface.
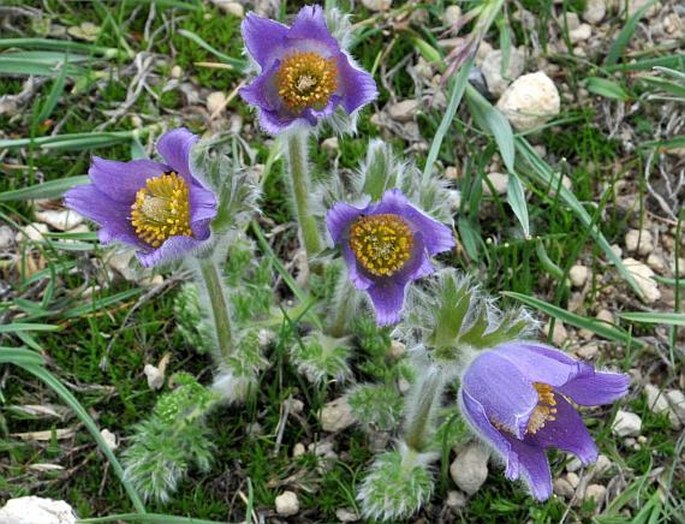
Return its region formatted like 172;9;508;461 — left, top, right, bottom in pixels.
130;171;192;248
525;382;558;435
276;51;338;112
348;214;414;277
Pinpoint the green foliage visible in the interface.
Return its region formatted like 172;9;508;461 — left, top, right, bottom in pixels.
123;373;217;503
173;283;213;355
348;383;403;431
290;333;352;384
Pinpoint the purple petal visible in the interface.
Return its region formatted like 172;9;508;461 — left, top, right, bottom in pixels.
557;371;630;406
336;53;378;113
459;387;518;479
527;396;598;465
367;279;407;325
157;128;198;180
240;65;279;113
341;243;374;290
65;185;146;249
89;157;166;203
189;181;218;237
241;12;288;68
462;350;538;438
372;189;454;254
503;436;553;501
287;5;338;53
136;235;209;268
326;201;366;243
491;342;592;390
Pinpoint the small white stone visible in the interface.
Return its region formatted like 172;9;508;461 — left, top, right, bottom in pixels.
553;478;575;498
593;454;612;476
646;253;666;272
387;99;419;122
624;257;661;304
483;172;509;196
610;244;623;257
206;91;227;116
212;0;244;17
584;484;607;503
285;398;304;414
143;364;165;390
596;309;614;324
665;390;685;424
576;343;599;360
292;442;306;457
624;229;653;254
566;456;582;472
569;265;589;287
496;72;561;131
627;0;660;18
361;0;392;12
319;397;355;432
335;507;360;522
322;137;339;152
0;496;77;524
0;225;14;250
444;5;462;26
16;222;49;243
481;48;525;98
562;12;581;30
545;320;568;346
569;23;592;43
450;442;489;495
34;209;84;232
170;65;182;79
612;409;642;437
583;0;607;24
566;471;580;488
100;429;118;450
275;491;300;517
644;384;670;414
672;258;685;276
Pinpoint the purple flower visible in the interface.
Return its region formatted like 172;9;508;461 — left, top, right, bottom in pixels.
458;341;630;500
326;189;454;326
64;128;217;267
239;5;377;135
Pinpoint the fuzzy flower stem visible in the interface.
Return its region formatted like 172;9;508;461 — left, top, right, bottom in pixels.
196;256;234;364
403;367;443;452
328;278;357;338
284;129;323;263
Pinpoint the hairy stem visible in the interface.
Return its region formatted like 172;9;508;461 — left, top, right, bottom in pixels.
403;367;443;452
328;277;357;338
284;129;323;263
197;256;234;365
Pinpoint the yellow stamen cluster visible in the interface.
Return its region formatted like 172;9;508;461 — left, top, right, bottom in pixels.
276;51;338;112
349;214;414;277
130;171;192;248
525;382;558;435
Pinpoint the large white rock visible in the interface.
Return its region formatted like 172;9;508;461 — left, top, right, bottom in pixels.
481;48;525;98
0;497;77;524
496;72;560;131
34;209;84;232
450;442;489;495
275;491;300;517
624;257;661;304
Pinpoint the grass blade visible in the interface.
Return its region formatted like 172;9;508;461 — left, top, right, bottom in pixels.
503;291;644;348
585;77;629;100
605;0;658;66
0;128;155;151
0;176;89;202
77;514;232;524
514;137;646;300
620;312;685;326
177;29;245;69
0;323;61;334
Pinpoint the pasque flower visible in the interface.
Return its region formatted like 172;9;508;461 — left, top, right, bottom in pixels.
326;189;454;326
240;5;377;134
64;128;217;267
458;341;630;500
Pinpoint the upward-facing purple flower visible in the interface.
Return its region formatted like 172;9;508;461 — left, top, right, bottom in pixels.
64;128;217;267
326;189;454;326
239;5;377;135
458;342;630;501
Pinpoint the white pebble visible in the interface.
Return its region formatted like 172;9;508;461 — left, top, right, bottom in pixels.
569;265;589;287
612;409;642;437
497;72;561;131
275;491;300;517
450;442;489;495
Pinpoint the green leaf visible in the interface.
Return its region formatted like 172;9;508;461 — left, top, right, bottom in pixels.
62;288;142;319
0;323;60;334
620;312;685;326
0;176;89;202
177;29;245;69
515;137;646;301
585;77;629;100
0;128;155;151
605;0;658;66
503;291;645;348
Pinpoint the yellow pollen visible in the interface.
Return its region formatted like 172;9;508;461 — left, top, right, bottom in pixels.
348;214;414;277
276;51;339;112
130;171;192;248
525;382;558;435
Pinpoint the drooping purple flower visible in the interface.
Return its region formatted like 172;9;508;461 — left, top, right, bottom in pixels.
326;189;455;326
458;341;630;501
239;5;378;135
64;128;217;267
